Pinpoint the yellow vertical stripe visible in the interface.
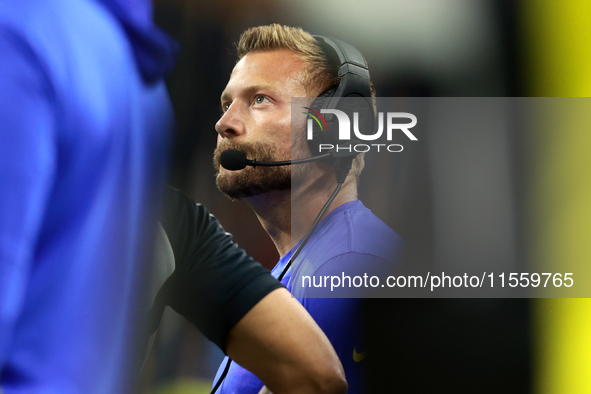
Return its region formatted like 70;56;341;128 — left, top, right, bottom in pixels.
521;0;591;96
521;1;591;394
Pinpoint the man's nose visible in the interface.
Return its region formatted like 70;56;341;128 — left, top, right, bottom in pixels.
215;103;246;139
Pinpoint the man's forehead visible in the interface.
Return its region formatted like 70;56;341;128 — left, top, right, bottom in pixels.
220;84;272;101
221;49;307;98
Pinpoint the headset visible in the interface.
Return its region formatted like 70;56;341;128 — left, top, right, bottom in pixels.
306;35;373;158
213;35;372;394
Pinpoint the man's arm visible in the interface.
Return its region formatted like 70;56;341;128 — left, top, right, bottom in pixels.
226;288;347;394
159;187;346;393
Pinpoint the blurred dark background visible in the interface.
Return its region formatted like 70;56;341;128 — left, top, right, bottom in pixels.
139;1;591;393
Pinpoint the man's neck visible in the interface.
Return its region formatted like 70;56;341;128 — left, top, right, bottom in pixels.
245;177;358;257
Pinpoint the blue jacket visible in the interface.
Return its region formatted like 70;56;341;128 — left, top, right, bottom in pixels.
0;0;177;392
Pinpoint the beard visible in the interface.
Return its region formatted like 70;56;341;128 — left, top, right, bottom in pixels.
213;137;314;200
214;140;292;199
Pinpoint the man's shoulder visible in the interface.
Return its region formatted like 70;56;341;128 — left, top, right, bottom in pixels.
288;200;403;296
344;203;403;256
310;200;403;263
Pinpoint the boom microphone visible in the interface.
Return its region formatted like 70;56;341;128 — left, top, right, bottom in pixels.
219;149;248;170
220;149;331;171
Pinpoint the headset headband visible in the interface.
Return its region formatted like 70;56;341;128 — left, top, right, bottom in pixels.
306;36;373;157
312;35;372;99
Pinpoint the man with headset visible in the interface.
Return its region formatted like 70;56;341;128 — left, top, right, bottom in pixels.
212;24;403;393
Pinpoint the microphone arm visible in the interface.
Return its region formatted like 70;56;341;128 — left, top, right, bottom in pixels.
247;154;331;168
220;149;331;171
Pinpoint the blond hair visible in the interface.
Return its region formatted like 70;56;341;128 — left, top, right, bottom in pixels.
236;24;366;178
236;24;338;96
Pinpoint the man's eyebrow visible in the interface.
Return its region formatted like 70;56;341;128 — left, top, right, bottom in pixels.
221;85;273;103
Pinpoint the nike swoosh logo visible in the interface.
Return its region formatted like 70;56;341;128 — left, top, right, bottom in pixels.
353;347;366;362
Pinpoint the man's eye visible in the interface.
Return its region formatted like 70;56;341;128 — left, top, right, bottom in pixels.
254;96;269;105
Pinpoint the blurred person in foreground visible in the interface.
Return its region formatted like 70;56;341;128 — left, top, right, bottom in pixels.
212;24;403;393
0;0;176;391
0;1;345;392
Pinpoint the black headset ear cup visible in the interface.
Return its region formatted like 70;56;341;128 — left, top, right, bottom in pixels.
318;88;337;98
307;88;337;155
305;36;371;160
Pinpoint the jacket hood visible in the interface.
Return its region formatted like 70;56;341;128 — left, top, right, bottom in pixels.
97;0;179;83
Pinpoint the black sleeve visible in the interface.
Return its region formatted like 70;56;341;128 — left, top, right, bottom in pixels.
158;186;283;351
